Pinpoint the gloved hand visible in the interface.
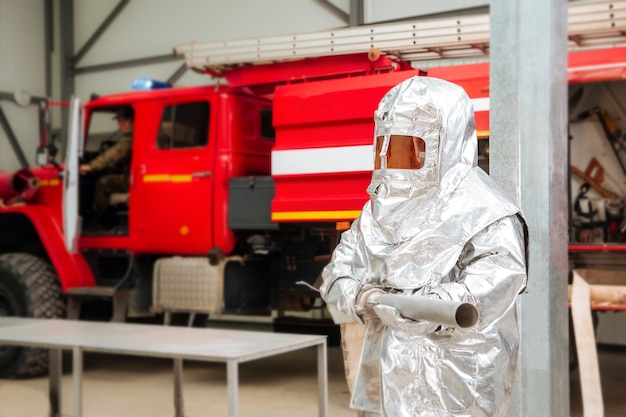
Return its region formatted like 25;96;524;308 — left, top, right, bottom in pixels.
373;303;440;335
355;285;385;318
322;277;362;324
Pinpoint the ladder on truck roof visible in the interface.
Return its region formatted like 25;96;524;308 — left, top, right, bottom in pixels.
175;0;626;73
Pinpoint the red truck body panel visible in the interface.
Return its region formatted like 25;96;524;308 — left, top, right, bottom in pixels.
1;204;94;291
270;64;494;222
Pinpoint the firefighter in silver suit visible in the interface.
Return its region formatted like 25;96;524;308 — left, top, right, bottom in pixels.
320;76;528;417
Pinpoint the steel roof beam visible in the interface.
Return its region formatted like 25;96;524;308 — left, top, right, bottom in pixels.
72;0;130;66
73;54;181;75
314;0;350;24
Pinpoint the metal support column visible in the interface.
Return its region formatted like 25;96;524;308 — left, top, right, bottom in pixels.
59;0;75;143
44;0;53;98
349;0;364;26
489;1;569;416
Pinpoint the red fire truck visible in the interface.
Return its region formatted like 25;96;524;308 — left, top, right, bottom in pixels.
1;1;625;378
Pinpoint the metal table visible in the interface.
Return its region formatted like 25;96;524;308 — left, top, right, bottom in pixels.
0;317;328;417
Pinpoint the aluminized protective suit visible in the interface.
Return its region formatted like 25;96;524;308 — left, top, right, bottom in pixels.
320;76;528;417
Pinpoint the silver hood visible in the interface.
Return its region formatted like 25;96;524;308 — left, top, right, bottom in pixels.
367;76;479;244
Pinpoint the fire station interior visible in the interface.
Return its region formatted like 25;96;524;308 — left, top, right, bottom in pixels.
2;1;626;416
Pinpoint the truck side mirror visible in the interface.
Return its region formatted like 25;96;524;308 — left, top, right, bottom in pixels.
35;145;48;166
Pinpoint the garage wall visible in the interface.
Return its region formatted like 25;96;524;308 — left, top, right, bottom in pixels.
0;0;46;171
69;0;351;99
365;0;488;23
67;0;493;99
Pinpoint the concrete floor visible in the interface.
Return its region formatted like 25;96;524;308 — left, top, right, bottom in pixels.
0;324;625;417
0;345;352;417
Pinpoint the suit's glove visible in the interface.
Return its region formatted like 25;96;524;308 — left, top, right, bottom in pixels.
322;277;362;324
372;303;440;335
355;285;385;318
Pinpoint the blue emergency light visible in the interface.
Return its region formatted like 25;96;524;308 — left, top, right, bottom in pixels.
131;77;172;90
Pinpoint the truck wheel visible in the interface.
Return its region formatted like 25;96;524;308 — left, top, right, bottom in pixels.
0;253;66;378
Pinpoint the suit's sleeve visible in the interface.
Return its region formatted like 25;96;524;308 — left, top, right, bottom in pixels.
428;214;528;326
320;219;364;324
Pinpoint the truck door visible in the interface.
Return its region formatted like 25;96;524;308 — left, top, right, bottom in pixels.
137;100;214;254
63;96;83;252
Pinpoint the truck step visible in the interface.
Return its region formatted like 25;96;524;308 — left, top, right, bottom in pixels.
66;286;130;323
67;286;117;297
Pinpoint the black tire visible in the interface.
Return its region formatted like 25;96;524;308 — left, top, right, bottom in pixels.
0;253;66;378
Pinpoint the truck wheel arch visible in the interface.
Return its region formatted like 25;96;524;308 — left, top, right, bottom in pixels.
0;253;66;378
0;212;46;258
0;210;95;291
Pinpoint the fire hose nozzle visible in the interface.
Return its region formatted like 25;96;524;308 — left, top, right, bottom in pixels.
369;293;479;329
0;169;40;204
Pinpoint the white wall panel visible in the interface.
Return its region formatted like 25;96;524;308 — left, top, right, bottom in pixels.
0;0;45;171
72;0;350;98
364;0;488;24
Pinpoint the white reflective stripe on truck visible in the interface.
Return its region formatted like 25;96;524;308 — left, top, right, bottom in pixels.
272;101;490;177
272;145;373;176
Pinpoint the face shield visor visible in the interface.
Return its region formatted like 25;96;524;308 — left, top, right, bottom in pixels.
374;135;426;170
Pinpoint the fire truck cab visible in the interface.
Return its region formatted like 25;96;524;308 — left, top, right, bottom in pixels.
79;86;273;254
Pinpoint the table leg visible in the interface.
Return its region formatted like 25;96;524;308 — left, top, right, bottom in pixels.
49;348;62;417
317;342;328;417
174;358;184;417
72;346;83;417
227;360;239;417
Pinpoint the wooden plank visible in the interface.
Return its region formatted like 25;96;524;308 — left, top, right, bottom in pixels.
571;271;604;417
